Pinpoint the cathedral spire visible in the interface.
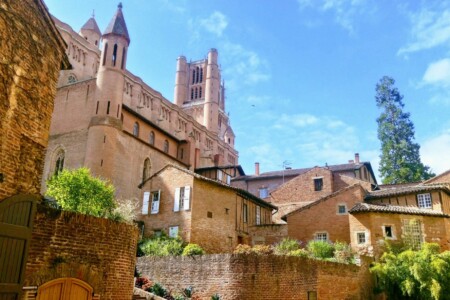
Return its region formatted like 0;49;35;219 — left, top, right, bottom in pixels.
103;2;130;44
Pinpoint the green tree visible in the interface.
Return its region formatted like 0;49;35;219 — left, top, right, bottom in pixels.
371;243;450;300
45;167;116;217
375;76;434;184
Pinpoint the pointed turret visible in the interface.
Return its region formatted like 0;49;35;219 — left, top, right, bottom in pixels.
103;2;130;44
80;13;101;47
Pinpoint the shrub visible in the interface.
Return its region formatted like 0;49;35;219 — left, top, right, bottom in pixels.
274;238;301;255
140;235;184;256
233;244;252;254
150;282;167;297
182;286;193;298
333;241;354;264
307;240;334;259
252;244;273;255
289;249;309;258
182;244;205;256
211;294;221;300
173;294;185;300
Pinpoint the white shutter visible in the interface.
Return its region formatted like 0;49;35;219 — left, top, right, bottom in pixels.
142;192;150;215
218;170;223;181
183;186;191;210
226;175;231;185
174;187;180;212
150;190;160;214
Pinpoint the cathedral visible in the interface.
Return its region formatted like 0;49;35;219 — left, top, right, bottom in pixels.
42;3;238;201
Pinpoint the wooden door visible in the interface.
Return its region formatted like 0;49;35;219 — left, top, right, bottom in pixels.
0;194;38;300
37;278;93;300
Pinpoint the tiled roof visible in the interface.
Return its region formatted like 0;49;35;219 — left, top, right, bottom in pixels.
81;17;101;36
349;203;449;217
424;169;450;184
103;3;130;43
140;164;277;210
365;183;450;200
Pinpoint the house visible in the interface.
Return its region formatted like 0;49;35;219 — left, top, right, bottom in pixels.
349;179;450;256
138;164;277;253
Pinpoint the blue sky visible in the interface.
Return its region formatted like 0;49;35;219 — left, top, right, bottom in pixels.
45;0;450;180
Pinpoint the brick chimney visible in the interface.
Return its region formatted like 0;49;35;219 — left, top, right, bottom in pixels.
355;153;360;164
255;162;260;176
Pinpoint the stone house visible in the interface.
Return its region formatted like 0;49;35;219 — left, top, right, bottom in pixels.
138;164;277;253
42;4;238;202
349;180;450;256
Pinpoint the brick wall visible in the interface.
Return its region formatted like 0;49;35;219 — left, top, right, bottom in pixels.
249;224;288;245
22;205;139;300
136;254;374;300
0;0;67;200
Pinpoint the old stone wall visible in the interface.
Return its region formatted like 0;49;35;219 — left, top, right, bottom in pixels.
248;224;288;245
137;254;373;300
0;0;67;200
22;204;139;300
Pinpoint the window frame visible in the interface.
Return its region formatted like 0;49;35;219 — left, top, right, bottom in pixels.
243;203;248;223
314;232;328;242
382;225;395;239
259;188;269;199
150;190;161;214
133;122;139;137
417;193;432;209
356;231;367;245
169;225;179;238
313;177;323;191
337;204;347;215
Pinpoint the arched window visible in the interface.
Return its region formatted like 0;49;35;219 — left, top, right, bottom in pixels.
149;131;155;145
191;88;194;100
54;149;65;176
194;87;198;99
199;87;202;98
142;158;151;181
102;43;108;66
112;44;118;66
196;66;200;83
192;69;196;84
121;47;126;69
133;122;139;137
200;68;203;82
163;140;169;153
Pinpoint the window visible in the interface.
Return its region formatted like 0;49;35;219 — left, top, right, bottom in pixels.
356;232;366;244
199;87;202;98
207;211;213;218
256;206;261;225
174;186;191;211
112;43;118;66
142;192;150;215
226;175;231;185
217;170;223;181
150;190;161;214
102;43;108;66
243;203;248;223
307;291;317;300
337;204;347;215
133;122;139;137
314;232;328;241
149;131;155;145
402;219;423;250
383;225;393;238
417;193;432;209
196;66;200;83
169;226;179;238
314;178;323;191
121;47;126;69
192;69;196;84
54;149;65;176
142;158;151;181
163;140;169;153
153;230;162;237
200;68;203;82
259;188;268;199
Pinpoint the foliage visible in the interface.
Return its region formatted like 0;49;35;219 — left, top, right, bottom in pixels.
375;76;434;184
333;241;354;264
109;198;139;223
182;286;193;298
45;167;116;218
150;282;168;297
274;238;301;255
233;244;253;255
371;243;450;300
140;234;184;256
307;240;334;259
252;244;273;255
182;244;205;256
288;249;309;258
211;294;221;300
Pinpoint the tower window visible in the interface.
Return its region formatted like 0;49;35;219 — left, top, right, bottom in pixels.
192;69;196;84
112;44;118;66
54;149;65;176
191;88;194;100
149;131;155;145
163;140;169;153
121;47;126;69
200;68;203;82
195;87;198;99
196;66;200;83
102;43;108;66
106;101;110;114
199;87;202;98
133;122;139;137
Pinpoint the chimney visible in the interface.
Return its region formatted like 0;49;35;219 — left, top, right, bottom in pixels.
355;153;360;164
255;162;260;176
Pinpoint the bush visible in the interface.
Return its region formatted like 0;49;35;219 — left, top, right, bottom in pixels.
211;294;221;300
333;241;354;264
274;238;301;255
252;244;273;255
288;249;309;257
182;286;193;298
307;240;334;259
233;244;252;254
182;244;205;256
150;282;167;297
140;235;184;256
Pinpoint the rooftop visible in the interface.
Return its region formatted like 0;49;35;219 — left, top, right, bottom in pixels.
349;202;450;217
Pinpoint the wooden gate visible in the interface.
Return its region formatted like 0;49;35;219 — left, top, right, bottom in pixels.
36;278;93;300
0;194;38;300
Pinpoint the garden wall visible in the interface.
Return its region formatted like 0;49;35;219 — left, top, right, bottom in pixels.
137;254;374;300
22;204;139;300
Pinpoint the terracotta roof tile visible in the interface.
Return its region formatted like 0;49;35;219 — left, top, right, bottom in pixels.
349;203;449;217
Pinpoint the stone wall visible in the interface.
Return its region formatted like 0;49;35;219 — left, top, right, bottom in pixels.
0;0;68;200
22;204;139;300
137;254;374;300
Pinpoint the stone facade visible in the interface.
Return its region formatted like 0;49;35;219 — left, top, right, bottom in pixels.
139;165;276;253
0;0;69;201
136;254;374;300
42;5;238;202
22;204;139;300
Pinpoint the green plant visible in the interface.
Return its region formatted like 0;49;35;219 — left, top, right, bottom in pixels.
182;244;205;256
288;249;309;257
173;294;185;300
233;244;252;254
211;293;220;300
45;167;116;218
307;240;334;259
140;235;184;256
182;286;193;298
333;241;354;264
150;282;167;297
274;238;301;255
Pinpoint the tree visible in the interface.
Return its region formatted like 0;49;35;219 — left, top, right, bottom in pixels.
375;76;434;184
45;167;116;217
371;243;450;300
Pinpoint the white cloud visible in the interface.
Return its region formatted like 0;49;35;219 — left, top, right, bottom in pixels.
421;129;450;175
297;0;369;34
274;113;319;129
422;58;450;86
199;11;228;37
398;9;450;55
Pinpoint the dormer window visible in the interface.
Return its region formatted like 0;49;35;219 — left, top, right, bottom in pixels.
314;178;323;191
